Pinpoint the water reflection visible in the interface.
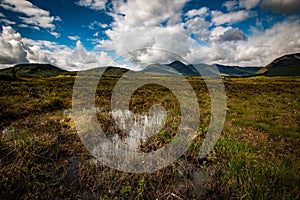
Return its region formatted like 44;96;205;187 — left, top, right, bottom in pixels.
110;108;167;150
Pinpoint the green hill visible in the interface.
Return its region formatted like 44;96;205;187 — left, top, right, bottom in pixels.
257;53;300;76
0;64;74;78
0;64;129;79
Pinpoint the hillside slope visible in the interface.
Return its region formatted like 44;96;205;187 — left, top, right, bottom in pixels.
257;53;300;76
0;64;73;78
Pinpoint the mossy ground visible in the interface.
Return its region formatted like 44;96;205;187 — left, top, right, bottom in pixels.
0;75;299;199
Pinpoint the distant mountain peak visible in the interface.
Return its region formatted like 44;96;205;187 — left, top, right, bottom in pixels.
167;60;186;66
166;60;200;76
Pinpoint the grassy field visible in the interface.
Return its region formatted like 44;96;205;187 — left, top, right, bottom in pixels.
0;74;299;199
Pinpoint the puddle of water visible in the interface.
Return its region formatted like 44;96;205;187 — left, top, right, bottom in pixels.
110;107;167;150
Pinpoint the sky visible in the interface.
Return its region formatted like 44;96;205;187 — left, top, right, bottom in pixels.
0;0;299;70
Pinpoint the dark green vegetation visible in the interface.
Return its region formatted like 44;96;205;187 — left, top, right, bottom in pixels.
0;62;299;199
0;64;77;79
257;53;300;76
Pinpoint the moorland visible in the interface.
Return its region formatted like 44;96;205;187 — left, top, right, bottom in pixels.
0;53;299;199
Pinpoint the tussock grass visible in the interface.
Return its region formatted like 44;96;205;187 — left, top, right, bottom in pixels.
0;75;299;199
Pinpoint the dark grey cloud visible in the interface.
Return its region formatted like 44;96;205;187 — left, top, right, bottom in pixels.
219;28;247;42
260;0;300;15
0;26;28;65
0;52;28;64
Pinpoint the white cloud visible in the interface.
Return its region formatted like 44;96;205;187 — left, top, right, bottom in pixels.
52;41;114;70
0;18;16;25
184;17;210;42
100;25;195;65
93;32;99;37
101;24;108;29
93;0;191;66
95;0;298;68
76;0;107;10
111;0;188;26
68;36;80;41
18;24;40;31
185;7;209;18
0;26;114;70
50;32;60;38
186;19;300;66
209;26;233;41
1;1;299;71
18;15;56;30
222;1;239;11
88;20;108;30
0;0;60;33
239;0;260;10
260;0;300;15
211;10;251;25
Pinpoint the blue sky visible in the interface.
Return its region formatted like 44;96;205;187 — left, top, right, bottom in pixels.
0;0;299;70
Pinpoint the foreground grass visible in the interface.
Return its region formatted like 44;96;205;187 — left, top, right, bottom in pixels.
0;75;299;199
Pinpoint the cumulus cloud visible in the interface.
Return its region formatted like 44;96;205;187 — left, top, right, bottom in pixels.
100;25;196;65
184;17;210;42
209;26;233;41
219;28;247;41
239;0;260;10
68;36;80;41
260;0;300;15
0;26;114;70
95;0;298;68
93;0;265;67
0;26;28;67
211;10;251;25
76;0;107;10
186;19;300;66
92;0;192;65
52;41;114;70
111;0;188;26
185;7;209;18
0;0;60;33
1;1;299;70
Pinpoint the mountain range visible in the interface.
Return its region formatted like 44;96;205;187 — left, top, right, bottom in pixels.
0;53;299;79
143;61;263;77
